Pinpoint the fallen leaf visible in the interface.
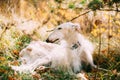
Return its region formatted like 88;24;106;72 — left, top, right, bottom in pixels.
13;50;19;55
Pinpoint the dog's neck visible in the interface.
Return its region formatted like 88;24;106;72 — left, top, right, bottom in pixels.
59;40;68;47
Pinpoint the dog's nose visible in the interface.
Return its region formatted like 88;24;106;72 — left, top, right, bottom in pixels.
46;38;50;42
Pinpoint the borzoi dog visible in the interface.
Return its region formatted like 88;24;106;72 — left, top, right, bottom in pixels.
46;22;96;69
11;22;96;74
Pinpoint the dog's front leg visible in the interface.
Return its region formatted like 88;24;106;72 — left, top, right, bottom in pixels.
85;51;96;68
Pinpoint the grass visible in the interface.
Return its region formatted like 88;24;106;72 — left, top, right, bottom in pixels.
39;69;76;80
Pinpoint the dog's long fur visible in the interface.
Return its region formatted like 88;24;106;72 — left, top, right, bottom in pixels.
11;22;96;74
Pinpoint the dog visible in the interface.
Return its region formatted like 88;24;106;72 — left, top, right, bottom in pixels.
46;22;96;70
11;22;96;75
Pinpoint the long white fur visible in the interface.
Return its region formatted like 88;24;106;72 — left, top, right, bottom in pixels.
11;22;96;75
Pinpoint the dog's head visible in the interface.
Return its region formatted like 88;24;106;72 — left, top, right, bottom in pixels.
46;22;81;43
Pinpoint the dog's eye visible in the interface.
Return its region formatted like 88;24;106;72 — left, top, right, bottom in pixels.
58;27;62;30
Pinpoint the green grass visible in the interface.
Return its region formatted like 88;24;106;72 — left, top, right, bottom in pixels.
40;69;76;80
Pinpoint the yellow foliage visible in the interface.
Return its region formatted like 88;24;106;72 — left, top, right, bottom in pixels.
118;29;120;33
91;28;106;37
50;18;57;25
109;16;112;20
104;14;112;20
0;19;2;23
91;29;98;37
0;57;6;61
100;28;106;33
115;21;120;26
93;23;98;28
6;40;10;46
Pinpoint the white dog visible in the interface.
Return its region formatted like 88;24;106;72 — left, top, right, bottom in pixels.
46;22;96;69
11;22;96;75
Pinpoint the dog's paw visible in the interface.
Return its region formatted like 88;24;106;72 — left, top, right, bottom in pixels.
92;64;97;69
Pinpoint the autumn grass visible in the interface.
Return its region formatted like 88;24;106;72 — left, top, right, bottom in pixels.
88;33;120;80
